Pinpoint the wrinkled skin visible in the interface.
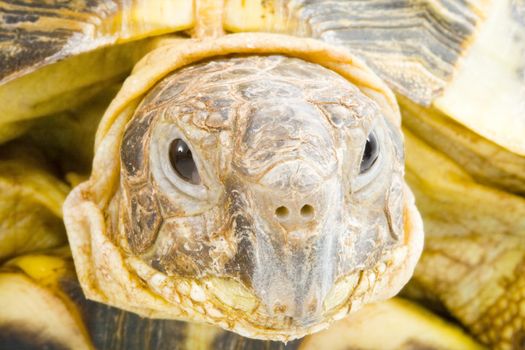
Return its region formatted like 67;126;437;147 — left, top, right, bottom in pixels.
117;55;405;327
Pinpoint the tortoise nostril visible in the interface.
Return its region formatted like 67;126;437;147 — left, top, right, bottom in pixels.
275;206;290;220
300;204;315;219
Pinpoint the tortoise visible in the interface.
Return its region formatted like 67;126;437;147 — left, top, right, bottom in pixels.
0;0;524;349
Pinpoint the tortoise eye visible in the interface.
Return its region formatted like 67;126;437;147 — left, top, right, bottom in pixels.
169;139;201;184
360;132;379;174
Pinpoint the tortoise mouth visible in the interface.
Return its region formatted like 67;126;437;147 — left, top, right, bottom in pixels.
128;241;407;335
202;249;401;334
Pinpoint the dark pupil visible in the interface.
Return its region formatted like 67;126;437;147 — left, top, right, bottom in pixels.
360;133;379;173
169;139;200;184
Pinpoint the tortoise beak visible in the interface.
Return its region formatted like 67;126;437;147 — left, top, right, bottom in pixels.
250;231;341;324
240;162;345;324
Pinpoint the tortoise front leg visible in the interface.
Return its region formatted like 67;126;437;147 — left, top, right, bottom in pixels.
403;128;525;350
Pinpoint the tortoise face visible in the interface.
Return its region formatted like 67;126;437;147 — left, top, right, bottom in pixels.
119;55;405;328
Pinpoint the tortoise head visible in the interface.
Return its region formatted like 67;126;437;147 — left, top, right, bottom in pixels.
118;55;406;329
64;34;423;340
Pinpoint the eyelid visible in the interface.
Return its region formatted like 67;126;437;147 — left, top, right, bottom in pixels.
150;125;208;201
353;129;383;192
359;130;379;174
353;151;383;191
